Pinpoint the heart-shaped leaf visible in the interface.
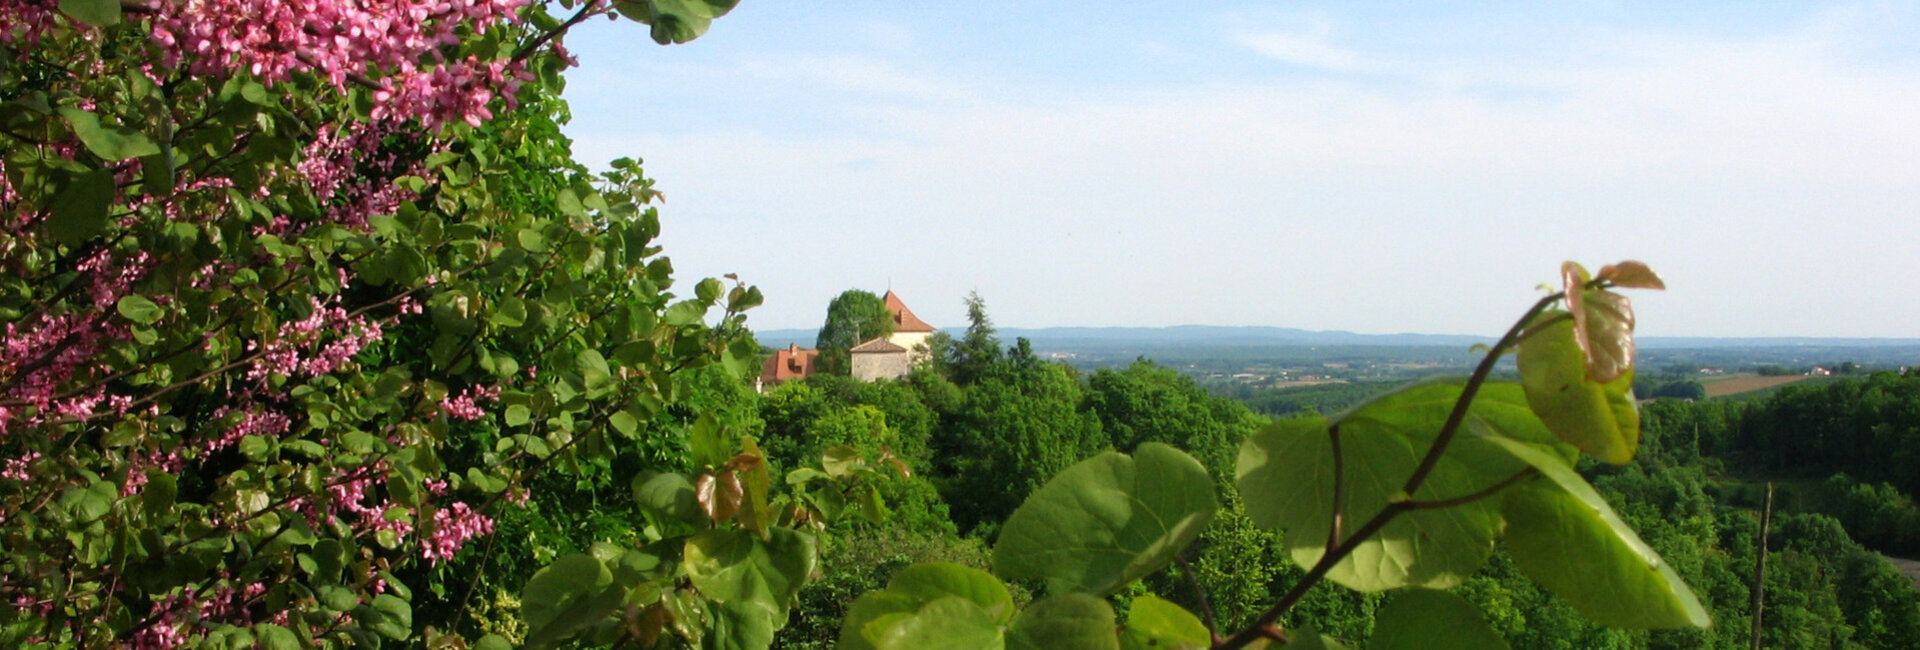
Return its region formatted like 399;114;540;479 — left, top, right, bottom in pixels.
993;443;1217;596
1238;381;1548;591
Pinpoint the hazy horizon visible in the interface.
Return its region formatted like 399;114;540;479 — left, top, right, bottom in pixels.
560;1;1920;339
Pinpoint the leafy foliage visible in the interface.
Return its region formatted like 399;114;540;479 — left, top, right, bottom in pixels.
841;262;1712;649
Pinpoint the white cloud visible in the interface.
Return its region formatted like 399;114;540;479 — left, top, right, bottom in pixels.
1231;16;1378;73
563;5;1920;337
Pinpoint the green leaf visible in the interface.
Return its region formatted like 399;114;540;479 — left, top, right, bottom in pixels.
883;563;1015;623
1486;436;1710;629
839;563;1015;650
491;297;527;328
57;0;122;26
369;594;411;640
576;349;612;391
1369;589;1508;650
869;596;1005;650
45;167;116;245
505;404;531;427
520;553;625;647
1237;380;1546;591
116;295;162;325
253;624;300;650
696;277;723;304
632;472;703;526
1120;595;1209;650
556;188;585;217
683;528;816;612
60;108;156;160
994;442;1217;596
609;410;639;438
636;0;739;44
663;300;707;326
1517;315;1640;464
821;445;859;478
703;601;778;650
474;634;514;650
1007;594;1119;650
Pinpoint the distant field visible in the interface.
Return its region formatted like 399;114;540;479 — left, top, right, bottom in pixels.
1701;373;1810;398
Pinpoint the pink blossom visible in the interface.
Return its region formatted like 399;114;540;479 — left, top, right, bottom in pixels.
1;451;39;481
438;384;497;421
421;501;493;564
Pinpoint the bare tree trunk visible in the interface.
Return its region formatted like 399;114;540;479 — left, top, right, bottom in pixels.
1750;482;1774;650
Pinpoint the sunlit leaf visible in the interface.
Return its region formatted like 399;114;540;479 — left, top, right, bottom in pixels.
1238;381;1547;591
1119;594;1209;650
520;554;625;647
994;443;1217;596
1517;315;1640;464
1561;261;1638;383
1007;594;1119;650
59;108;155;160
840;563;1014;650
695;470;743;523
869;596;1005;650
683;528;816;614
1485;436;1711;629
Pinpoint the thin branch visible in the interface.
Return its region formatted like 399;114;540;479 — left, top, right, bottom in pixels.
1325;423;1346;551
1175;553;1221;641
1398;292;1561;495
1216;292;1566;650
513;2;609;63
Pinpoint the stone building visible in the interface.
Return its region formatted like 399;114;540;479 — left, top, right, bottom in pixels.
850;338;911;382
756;290;936;389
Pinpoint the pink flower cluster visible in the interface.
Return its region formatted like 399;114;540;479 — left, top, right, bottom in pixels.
245;296;385;383
438;384;498;421
323;466;415;540
127;578;268;650
1;450;39;481
421;501;493;564
147;0;534;129
0;0;61;46
0;250;151;435
297;121;430;231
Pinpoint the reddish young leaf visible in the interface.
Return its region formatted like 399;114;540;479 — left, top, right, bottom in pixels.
696;471;744;524
1562;262;1639;384
1595;260;1666;290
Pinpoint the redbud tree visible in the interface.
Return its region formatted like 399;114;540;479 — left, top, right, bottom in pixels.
0;1;815;647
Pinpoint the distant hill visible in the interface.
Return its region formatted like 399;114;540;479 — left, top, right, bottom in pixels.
749;325;1920;351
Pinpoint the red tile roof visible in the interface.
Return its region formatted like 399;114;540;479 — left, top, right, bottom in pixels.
883;290;935;333
760;343;819;385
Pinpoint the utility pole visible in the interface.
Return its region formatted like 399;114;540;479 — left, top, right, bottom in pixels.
1750;482;1774;650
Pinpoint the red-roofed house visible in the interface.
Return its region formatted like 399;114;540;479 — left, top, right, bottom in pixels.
758;291;936;389
882;290;935;364
757;343;820;391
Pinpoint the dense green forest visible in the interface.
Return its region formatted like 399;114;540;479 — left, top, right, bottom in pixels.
743;313;1920;648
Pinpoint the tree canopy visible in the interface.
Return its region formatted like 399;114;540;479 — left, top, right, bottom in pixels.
814;290;894;375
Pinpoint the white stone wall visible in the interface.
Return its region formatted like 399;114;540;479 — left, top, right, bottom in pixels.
852;350;912;382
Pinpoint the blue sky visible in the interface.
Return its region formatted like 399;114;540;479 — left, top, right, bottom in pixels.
558;1;1920;338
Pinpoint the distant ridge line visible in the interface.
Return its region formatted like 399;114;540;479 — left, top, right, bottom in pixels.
751;325;1920;350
